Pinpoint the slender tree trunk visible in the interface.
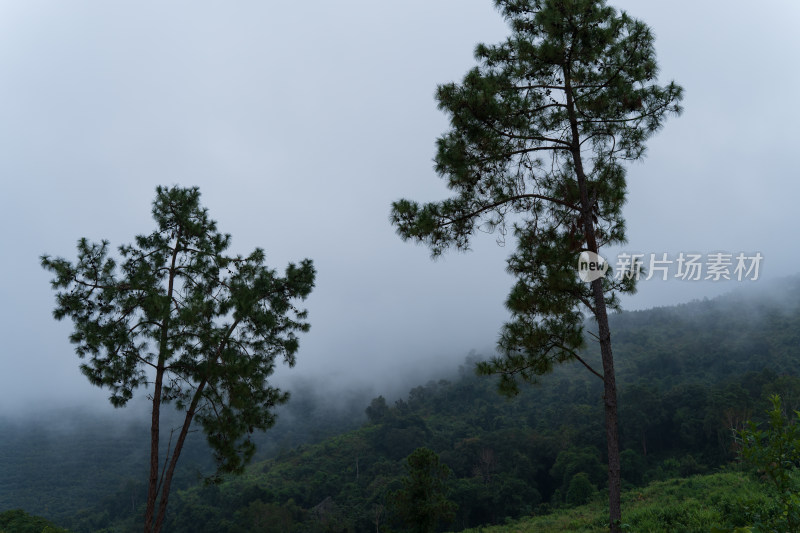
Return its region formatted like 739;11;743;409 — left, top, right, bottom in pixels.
565;70;622;532
152;379;207;533
144;231;182;533
590;278;622;532
143;369;163;533
152;318;238;532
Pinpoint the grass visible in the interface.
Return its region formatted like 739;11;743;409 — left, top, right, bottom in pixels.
458;471;774;533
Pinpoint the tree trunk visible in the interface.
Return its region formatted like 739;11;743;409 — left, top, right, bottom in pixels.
152;320;238;532
152;379;207;533
565;70;622;532
145;231;182;533
143;370;163;533
591;278;622;532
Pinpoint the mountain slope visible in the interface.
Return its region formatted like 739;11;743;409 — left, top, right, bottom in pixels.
147;278;800;533
5;277;800;532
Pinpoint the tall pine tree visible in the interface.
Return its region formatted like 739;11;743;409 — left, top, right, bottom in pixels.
42;186;315;533
391;448;457;533
391;1;682;529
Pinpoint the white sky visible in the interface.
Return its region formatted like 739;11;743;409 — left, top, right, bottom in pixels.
1;1;798;411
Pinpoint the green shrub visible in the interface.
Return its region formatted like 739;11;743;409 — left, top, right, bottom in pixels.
739;394;800;531
566;473;597;506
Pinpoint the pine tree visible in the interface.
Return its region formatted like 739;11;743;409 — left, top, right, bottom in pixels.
390;1;682;529
41;186;315;533
391;448;457;533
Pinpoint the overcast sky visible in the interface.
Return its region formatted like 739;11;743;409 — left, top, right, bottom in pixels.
1;1;798;412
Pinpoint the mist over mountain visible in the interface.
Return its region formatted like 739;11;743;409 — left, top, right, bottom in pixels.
3;277;800;531
0;357;466;526
1;2;797;531
2;0;798;421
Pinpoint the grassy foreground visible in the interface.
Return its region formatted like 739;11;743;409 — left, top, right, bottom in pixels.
459;471;773;533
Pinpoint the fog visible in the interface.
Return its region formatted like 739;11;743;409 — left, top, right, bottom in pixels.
1;1;798;415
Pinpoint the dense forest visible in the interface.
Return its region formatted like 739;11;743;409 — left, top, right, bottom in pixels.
2;278;799;532
0;381;371;529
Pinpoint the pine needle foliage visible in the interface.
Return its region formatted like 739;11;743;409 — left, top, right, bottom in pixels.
390;1;682;530
41;186;315;533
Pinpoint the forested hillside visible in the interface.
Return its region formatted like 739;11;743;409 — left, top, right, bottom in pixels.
0;382;372;531
154;280;800;533
3;279;800;532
